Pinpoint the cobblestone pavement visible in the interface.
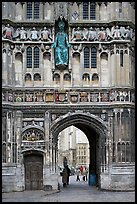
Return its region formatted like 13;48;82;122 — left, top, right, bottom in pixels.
2;176;135;202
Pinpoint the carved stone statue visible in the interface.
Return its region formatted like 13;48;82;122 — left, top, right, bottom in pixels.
27;27;40;41
3;24;13;40
20;27;27;40
71;27;83;41
51;20;71;67
41;27;52;41
88;27;97;41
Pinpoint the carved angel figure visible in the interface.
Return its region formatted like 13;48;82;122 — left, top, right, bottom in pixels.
2;24;14;40
13;27;27;41
112;26;121;39
41;27;52;41
106;27;113;40
27;27;40;41
71;27;83;41
19;27;27;40
82;28;88;40
87;27;97;41
98;27;107;41
123;26;133;39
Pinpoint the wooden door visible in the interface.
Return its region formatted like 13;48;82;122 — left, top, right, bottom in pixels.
24;154;43;190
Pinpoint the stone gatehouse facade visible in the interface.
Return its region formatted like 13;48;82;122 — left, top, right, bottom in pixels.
2;2;135;192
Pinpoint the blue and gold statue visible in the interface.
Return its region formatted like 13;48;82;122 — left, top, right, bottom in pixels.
51;20;71;67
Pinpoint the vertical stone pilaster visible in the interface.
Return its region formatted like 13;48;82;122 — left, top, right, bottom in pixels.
107;111;114;171
15;111;23;164
44;111;50;166
79;2;82;21
45;111;50;141
2;50;7;85
39;2;43;20
96;3;100;21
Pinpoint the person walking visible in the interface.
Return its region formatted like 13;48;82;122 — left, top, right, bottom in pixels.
76;169;80;181
66;165;71;185
62;167;68;187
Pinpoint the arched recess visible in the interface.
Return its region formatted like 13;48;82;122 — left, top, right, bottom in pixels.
23;150;44;190
100;52;109;87
50;112;108;188
15;52;23;86
21;126;45;191
43;51;51;85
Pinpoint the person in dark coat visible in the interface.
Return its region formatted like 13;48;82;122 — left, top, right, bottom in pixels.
66;165;71;185
62;167;68;187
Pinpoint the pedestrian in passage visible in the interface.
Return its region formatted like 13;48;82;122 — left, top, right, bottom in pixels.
62;166;68;187
66;165;71;185
76;169;80;181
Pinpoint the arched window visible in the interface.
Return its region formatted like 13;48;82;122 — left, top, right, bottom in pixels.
126;142;130;162
27;2;32;19
121;142;125;162
120;50;123;67
84;47;90;68
113;142;116;162
27;46;39;69
22;129;44;141
27;47;32;68
34;47;39;68
34;2;40;19
12;143;17;163
82;73;90;81
53;73;60;82
119;2;122;17
34;73;41;81
90;2;96;20
83;2;96;20
84;47;97;69
92;73;99;81
2;143;6;163
27;2;39;19
25;73;32;81
117;142;121;162
91;47;97;68
64;73;71;81
83;2;88;20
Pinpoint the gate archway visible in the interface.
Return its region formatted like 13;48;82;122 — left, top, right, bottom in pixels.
50;112;108;188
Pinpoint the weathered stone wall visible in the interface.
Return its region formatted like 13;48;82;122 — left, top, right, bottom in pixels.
2;164;24;192
100;165;135;191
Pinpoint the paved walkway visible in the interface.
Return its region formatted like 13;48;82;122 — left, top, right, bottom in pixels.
2;176;135;202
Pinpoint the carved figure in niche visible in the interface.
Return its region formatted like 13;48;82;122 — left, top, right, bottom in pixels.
88;27;97;41
41;27;52;41
3;24;13;40
20;27;27;40
51;20;71;67
98;27;107;41
13;27;27;41
27;27;40;41
13;28;20;40
106;27;113;40
112;25;121;39
71;27;83;41
82;28;88;40
123;26;132;40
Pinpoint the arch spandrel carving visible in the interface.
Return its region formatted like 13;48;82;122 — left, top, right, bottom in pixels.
50;112;108;141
